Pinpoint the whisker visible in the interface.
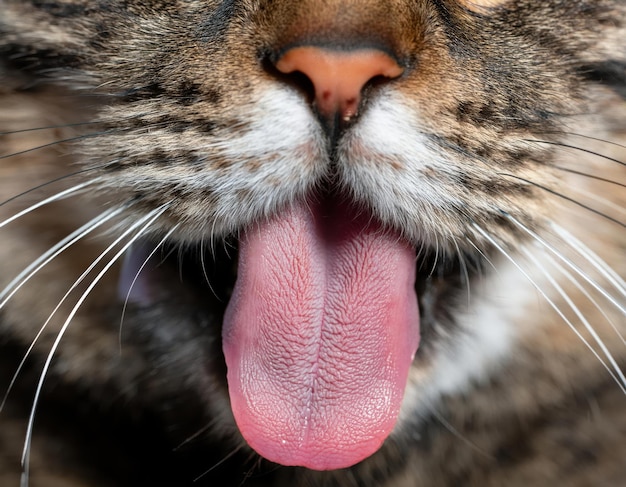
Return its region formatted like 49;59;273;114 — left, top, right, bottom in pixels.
193;444;245;482
0;167;105;208
548;255;625;346
472;223;626;395
506;215;626;313
6;207;158;411
0;208;127;412
200;237;211;286
0;206;126;308
1;206;139;413
525;139;626;167
429;408;493;459
498;173;625;228
20;204;169;487
430;234;441;277
565;185;626;217
0;130;117;160
0;112;154;136
0;181;94;228
452;239;471;307
550;223;626;297
239;452;272;486
199;236;222;302
521;247;626;390
0;207;126;412
0;121;105;136
542;132;626;151
173;420;216;452
0;206;134;411
118;226;179;350
466;239;497;274
551;166;626;188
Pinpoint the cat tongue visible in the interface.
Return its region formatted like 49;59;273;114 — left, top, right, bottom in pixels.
223;199;419;470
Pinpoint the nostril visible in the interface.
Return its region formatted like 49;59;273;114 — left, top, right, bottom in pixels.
273;46;404;122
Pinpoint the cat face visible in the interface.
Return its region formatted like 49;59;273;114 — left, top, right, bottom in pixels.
49;1;588;242
0;0;624;482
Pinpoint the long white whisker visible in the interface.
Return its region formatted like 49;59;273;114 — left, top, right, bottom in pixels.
199;236;222;302
9;209;163;408
0;206;127;412
466;238;497;273
0;181;94;228
521;248;626;390
472;223;626;395
200;237;211;286
546;253;625;346
20;205;169;487
550;223;626;297
506;215;625;314
118;226;179;351
0;168;104;209
0;206;125;309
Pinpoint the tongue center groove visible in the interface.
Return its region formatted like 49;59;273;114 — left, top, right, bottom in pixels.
222;198;420;470
301;200;387;446
296;204;331;446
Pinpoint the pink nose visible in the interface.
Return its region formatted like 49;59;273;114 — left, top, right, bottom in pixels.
275;46;404;121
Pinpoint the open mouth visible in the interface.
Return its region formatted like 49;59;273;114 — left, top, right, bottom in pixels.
118;191;472;471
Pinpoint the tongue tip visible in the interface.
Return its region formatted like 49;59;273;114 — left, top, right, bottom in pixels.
227;377;404;471
240;427;389;471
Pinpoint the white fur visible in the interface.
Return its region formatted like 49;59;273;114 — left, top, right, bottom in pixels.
397;252;541;427
339;92;466;243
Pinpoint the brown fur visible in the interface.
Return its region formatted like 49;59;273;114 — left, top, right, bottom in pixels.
0;1;625;486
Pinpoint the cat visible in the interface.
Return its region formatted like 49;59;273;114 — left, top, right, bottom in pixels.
0;0;625;485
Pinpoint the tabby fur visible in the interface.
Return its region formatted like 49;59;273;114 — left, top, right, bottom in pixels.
0;1;625;486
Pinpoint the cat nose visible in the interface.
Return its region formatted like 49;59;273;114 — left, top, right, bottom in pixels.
275;46;404;121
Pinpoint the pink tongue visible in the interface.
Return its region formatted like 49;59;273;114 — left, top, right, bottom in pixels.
223;199;419;470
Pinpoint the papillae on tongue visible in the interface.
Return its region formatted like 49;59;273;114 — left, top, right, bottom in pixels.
223;198;419;470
